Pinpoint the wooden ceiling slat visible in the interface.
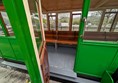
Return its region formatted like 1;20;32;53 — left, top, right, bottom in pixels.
41;0;118;13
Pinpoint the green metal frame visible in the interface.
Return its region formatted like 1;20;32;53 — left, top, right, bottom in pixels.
3;0;42;83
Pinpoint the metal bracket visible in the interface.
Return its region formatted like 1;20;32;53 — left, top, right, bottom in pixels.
80;17;87;38
82;17;87;23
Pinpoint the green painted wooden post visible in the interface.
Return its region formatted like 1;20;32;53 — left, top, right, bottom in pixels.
3;0;42;83
78;0;90;43
74;0;91;70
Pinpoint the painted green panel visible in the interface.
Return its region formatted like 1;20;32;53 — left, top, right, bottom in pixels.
74;41;118;77
74;0;118;78
0;50;2;57
101;71;114;83
108;51;118;74
0;37;16;59
8;37;24;62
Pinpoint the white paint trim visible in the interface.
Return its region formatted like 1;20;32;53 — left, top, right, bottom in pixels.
37;0;46;41
22;0;44;83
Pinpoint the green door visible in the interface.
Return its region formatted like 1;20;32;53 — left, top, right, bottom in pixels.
74;0;118;78
3;0;44;83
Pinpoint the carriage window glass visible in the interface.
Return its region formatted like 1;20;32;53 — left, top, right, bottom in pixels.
85;11;102;31
1;12;14;36
72;11;81;31
106;9;118;12
0;24;5;36
28;0;42;49
49;13;56;31
43;14;48;31
58;13;70;31
101;13;116;32
83;10;117;42
114;21;118;32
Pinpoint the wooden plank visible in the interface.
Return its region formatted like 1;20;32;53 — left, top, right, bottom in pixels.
69;12;72;31
45;31;118;42
95;0;110;8
46;39;77;45
56;13;58;31
47;14;50;31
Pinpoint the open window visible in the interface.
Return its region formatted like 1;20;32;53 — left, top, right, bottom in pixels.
85;11;102;32
114;21;118;32
0;20;5;36
28;0;43;49
0;11;14;36
101;13;116;32
101;9;118;32
43;14;48;31
72;11;81;31
58;13;70;31
48;13;56;31
1;12;14;35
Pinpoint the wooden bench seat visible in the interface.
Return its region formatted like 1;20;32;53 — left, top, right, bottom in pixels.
45;31;118;45
46;39;77;45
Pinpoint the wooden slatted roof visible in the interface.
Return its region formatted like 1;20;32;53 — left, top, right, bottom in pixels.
41;0;118;13
0;0;118;13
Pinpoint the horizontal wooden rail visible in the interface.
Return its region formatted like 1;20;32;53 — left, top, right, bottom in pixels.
45;31;118;45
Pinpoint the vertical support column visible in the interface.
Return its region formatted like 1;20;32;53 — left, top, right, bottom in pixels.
110;13;118;32
0;13;9;36
3;0;43;83
47;14;50;31
56;13;58;31
69;12;73;31
97;10;106;32
78;0;91;43
74;0;91;71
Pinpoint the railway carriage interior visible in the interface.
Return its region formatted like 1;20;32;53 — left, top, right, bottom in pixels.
0;0;118;83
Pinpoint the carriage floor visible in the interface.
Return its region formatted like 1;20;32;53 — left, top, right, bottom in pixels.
47;45;76;77
47;44;100;83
